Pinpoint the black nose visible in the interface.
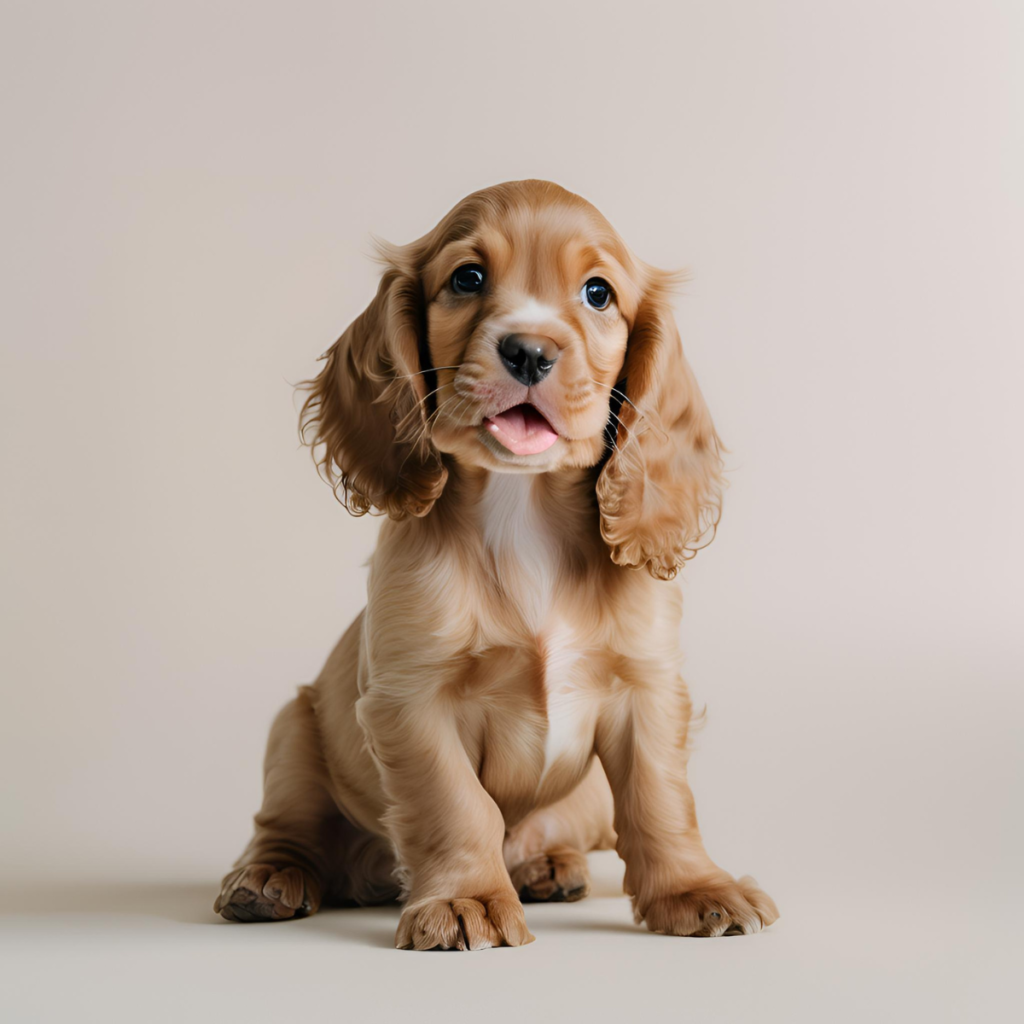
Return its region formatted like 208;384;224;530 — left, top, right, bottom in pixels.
498;334;558;386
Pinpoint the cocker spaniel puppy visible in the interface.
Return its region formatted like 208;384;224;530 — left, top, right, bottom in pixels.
215;180;779;948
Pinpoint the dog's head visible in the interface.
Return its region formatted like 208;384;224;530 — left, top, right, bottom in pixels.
301;180;722;579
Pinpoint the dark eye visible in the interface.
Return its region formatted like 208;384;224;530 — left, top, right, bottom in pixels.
451;264;486;294
583;277;612;309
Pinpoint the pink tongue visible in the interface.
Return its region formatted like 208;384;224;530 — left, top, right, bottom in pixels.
484;404;559;455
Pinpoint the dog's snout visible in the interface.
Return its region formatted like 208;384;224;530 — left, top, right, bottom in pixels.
498;334;558;386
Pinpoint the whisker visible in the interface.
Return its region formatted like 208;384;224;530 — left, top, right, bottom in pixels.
603;408;637;463
606;406;649;470
394;366;463;380
426;390;466;428
609;388;650;425
394;389;469;480
415;382;452;409
588;378;652;424
588;376;670;446
440;393;474;428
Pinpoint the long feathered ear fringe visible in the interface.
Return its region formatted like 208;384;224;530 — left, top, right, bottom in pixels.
596;267;725;579
297;340;367;513
296;340;374;516
296;257;447;520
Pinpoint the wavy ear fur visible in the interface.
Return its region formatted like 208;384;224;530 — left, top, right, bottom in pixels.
299;254;447;519
597;273;724;580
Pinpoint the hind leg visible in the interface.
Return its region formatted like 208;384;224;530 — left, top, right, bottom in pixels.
504;759;617;903
215;686;340;922
319;813;400;907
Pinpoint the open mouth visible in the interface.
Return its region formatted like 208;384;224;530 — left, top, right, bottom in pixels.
483;403;559;456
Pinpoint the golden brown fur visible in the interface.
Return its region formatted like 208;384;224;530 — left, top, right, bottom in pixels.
215;180;778;947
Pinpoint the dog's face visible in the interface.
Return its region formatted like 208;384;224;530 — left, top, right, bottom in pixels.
421;198;640;474
302;180;724;579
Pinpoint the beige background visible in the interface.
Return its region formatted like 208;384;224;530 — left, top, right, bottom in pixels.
1;1;1021;1021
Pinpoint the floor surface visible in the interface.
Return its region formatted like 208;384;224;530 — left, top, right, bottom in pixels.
1;852;1013;1023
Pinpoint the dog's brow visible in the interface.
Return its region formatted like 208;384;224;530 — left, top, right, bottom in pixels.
574;243;605;268
436;239;485;270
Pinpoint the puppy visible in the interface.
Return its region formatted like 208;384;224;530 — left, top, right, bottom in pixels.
215;180;779;948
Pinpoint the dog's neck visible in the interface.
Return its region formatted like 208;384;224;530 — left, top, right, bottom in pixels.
418;462;605;567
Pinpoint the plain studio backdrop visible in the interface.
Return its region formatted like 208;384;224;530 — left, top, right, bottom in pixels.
1;2;1021;1022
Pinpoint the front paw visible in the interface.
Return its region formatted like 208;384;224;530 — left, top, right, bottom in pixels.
396;894;534;951
510;845;591;903
639;875;779;937
215;863;321;922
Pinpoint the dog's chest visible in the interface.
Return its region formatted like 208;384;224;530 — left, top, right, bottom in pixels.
469;632;598;821
475;476;598;804
479;474;560;630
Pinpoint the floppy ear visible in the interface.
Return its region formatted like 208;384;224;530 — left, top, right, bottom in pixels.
596;273;724;580
299;254;447;519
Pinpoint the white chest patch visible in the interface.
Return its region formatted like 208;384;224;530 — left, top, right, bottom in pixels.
480;475;559;630
543;688;582;777
479;475;591;779
539;624;588;778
